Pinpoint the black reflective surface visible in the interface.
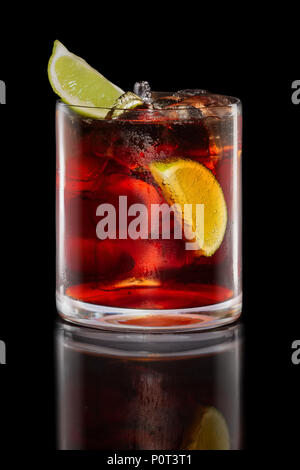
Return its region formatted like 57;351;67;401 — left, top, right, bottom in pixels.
55;321;243;450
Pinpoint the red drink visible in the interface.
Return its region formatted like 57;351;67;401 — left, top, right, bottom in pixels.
56;91;242;329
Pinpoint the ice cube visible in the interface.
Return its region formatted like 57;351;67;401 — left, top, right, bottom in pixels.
65;153;108;196
174;90;233;118
152;91;204;120
174;89;208;97
133;81;153;105
157;102;203;121
152;93;182;109
170;91;235;154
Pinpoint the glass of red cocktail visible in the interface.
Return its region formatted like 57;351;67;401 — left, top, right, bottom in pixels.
56;89;242;330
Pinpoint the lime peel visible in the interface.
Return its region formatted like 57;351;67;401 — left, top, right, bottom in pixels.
48;40;124;119
106;91;144;119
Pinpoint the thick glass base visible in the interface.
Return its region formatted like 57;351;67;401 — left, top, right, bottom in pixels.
56;290;242;332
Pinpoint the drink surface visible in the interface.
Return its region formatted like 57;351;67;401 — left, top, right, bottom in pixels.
57;90;242;312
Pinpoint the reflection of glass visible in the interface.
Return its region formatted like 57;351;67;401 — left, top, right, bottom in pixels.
56;321;243;450
56;93;242;331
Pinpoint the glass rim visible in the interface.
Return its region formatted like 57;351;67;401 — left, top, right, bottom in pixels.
56;93;241;113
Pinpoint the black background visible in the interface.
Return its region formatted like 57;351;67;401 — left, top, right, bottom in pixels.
0;25;299;461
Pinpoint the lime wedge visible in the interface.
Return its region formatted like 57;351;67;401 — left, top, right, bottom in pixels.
48;40;124;118
182;406;230;450
107;91;144;118
149;159;227;257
